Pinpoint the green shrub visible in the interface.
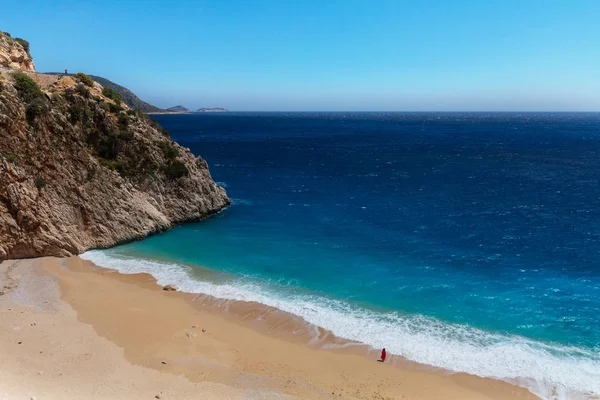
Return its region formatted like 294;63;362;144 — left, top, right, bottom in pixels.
163;160;188;179
114;159;129;176
74;72;94;87
34;177;46;189
159;141;179;160
140;154;158;173
102;101;122;113
11;71;43;102
83;107;94;124
11;72;49;123
100;158;134;177
86;168;96;182
69;104;82;124
97;134;119;160
69;104;91;124
102;87;122;104
26;97;49;122
119;129;134;140
110;102;122;113
1;152;17;163
86;127;99;143
76;83;90;98
99;158;118;170
118;112;130;127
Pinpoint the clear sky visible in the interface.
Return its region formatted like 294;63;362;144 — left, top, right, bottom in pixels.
2;0;599;111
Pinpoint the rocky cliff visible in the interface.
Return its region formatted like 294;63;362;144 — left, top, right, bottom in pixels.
0;71;229;259
0;31;35;71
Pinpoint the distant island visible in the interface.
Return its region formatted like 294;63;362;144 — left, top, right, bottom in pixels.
165;105;189;113
148;106;230;115
197;107;228;112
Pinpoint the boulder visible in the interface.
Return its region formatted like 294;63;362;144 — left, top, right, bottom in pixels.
162;284;178;292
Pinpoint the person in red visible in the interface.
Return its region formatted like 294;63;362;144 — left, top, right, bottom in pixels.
380;348;387;362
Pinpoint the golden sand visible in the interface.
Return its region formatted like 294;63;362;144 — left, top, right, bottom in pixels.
0;257;538;399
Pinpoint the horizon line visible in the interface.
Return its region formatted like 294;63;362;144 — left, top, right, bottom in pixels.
156;110;600;113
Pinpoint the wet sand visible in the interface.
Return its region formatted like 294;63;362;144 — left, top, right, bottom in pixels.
0;257;538;399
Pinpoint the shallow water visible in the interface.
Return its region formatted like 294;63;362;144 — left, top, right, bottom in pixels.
83;112;600;399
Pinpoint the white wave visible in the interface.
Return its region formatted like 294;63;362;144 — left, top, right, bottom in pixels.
81;250;600;400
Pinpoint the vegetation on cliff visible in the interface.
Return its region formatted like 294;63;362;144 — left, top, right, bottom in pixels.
0;69;230;259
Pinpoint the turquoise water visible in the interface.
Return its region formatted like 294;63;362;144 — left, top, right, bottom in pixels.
83;112;600;399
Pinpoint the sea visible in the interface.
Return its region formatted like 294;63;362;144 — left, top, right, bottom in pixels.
81;112;600;399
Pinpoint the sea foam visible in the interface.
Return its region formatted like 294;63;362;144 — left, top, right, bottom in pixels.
81;250;600;400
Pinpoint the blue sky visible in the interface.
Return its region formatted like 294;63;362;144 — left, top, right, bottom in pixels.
2;0;599;111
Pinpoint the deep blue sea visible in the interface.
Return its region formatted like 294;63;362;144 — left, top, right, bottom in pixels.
83;112;600;399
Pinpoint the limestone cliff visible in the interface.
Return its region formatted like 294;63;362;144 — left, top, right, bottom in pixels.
0;31;35;71
0;71;229;259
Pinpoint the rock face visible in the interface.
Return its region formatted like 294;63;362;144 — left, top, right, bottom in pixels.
0;32;35;71
0;71;229;260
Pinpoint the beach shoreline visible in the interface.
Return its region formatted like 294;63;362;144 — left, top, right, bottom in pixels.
0;256;538;400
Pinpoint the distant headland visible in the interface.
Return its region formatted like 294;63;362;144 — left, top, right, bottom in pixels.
197;107;228;113
147;106;229;115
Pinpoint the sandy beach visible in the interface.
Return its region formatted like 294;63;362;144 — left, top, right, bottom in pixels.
0;257;538;400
